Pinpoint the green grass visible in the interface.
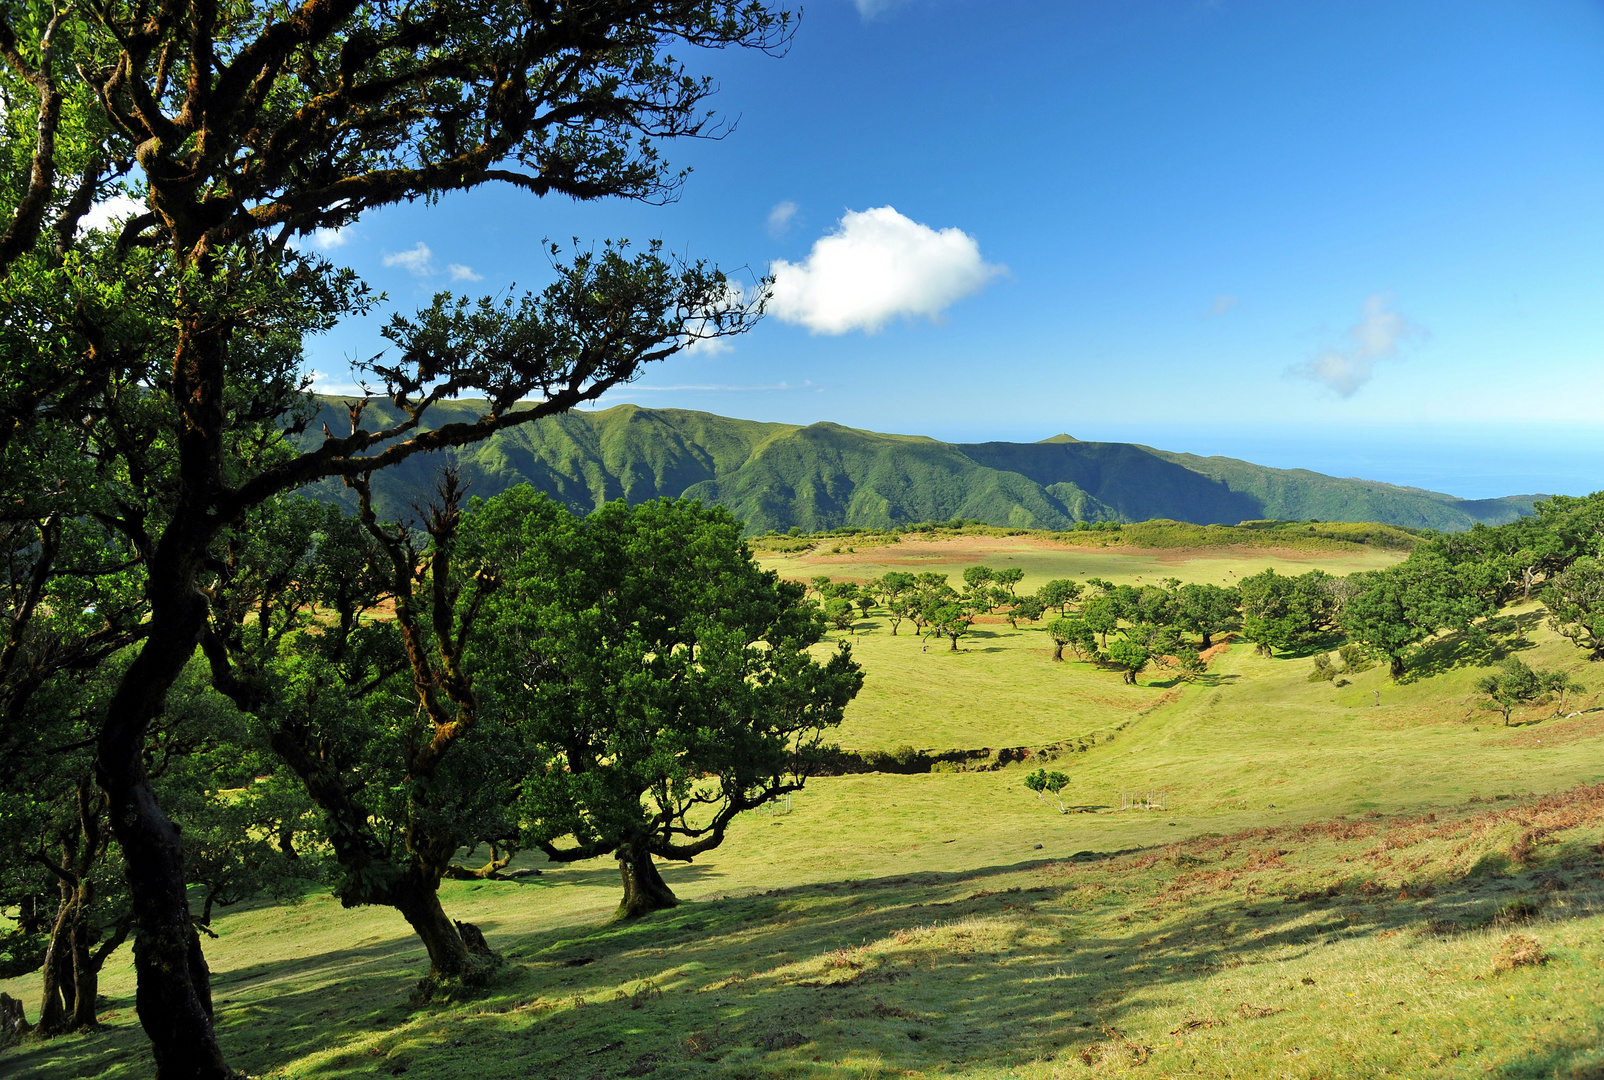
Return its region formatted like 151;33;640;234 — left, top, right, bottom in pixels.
758;531;1404;592
8;548;1604;1080
763;535;1403;751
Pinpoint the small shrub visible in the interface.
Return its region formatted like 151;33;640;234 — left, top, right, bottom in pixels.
1339;643;1373;672
1308;654;1337;682
1493;933;1548;972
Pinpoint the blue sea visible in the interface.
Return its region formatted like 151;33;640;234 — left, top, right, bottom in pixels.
939;423;1604;502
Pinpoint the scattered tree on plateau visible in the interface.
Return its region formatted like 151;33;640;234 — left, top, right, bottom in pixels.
474;491;862;919
1238;569;1339;656
1024;769;1071;812
1046;617;1095;662
1174;583;1240;650
1036;579;1082;616
1474;659;1581;726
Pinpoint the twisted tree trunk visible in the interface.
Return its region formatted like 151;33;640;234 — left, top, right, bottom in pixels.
616;836;678;920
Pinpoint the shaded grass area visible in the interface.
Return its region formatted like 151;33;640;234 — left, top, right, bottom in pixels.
9;787;1604;1079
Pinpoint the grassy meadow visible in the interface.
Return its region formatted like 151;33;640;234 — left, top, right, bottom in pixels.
8;539;1604;1080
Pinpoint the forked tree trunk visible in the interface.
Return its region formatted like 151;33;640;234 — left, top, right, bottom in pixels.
616;837;677;919
36;898;73;1035
1051;642;1064;661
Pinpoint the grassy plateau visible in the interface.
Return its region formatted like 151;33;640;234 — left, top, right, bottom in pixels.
6;536;1604;1080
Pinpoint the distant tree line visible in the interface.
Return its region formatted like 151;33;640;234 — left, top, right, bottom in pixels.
802;491;1604;691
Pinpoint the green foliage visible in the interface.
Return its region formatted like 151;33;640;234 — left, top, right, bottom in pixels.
1104;638;1152;685
1035;578;1083;615
1342;555;1498;679
1339;642;1374;673
1023;768;1071;812
1308;654;1338;682
1239;569;1339;656
1544;557;1604;659
1174;582;1241;648
823;597;858;632
1475;659;1546;726
1007;595;1046;628
473;491;863;889
1045;617;1094;662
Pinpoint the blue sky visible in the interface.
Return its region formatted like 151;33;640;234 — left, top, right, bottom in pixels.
306;0;1604;498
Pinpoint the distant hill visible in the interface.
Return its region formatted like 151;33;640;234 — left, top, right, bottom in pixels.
300;398;1539;533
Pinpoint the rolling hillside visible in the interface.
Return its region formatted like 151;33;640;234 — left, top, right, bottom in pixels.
301;398;1538;531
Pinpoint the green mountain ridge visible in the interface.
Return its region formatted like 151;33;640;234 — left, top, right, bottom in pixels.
302;398;1539;532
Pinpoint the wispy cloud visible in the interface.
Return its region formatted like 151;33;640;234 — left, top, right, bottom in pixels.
1296;294;1425;397
853;0;907;17
382;242;434;275
769;206;1004;335
767;200;799;238
1206;294;1238;317
447;263;484;282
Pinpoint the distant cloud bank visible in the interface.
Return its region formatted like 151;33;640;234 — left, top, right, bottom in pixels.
768;206;1003;335
1298;294;1424;397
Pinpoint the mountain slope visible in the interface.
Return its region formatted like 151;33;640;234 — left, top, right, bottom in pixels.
300;399;1537;531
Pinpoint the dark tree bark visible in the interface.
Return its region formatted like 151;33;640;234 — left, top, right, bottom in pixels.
393;874;475;983
33;780;122;1035
1051;642;1064;661
615;836;678;920
36;897;73;1034
98;532;233;1079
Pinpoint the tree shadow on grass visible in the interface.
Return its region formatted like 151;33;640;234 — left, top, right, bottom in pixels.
1403;610;1552;683
11;802;1604;1080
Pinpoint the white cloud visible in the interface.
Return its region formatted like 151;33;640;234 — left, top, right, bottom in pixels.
77;194;145;236
680;335;735;357
679;280;748;356
768;206;1003;335
853;0;907;17
383;242;434;275
1206;294;1238;317
288;226;351;254
309;227;349;250
447;263;483;282
767;200;799;238
1297;295;1424;398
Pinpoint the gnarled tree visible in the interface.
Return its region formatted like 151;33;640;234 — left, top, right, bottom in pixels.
476;490;862;919
0;0;788;1071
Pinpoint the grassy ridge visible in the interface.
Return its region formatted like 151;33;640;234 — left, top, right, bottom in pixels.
299;399;1535;533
